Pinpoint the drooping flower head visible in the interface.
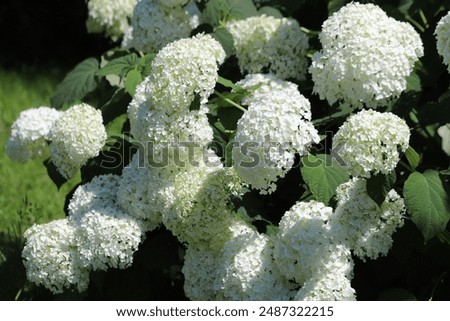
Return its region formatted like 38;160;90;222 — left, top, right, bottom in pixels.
226;15;309;81
435;11;450;73
49;103;107;179
6;107;62;162
332;109;410;178
22;219;90;294
309;2;423;108
86;0;137;41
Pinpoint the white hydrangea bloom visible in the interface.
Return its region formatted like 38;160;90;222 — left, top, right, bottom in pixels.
226;15;309;80
127;0;199;53
332;109;410;178
330;177;405;261
22;219;90;294
49;103;107;179
438;124;450;156
147;33;225;114
295;272;356;301
117;153;163;232
215;228;295;301
236;73;312;120
273;200;353;285
73;206;143;271
162;166;245;250
182;245;221;300
68;174;121;220
86;0;137;41
435;11;450;73
233;86;319;194
309;2;423;108
6;107;62;162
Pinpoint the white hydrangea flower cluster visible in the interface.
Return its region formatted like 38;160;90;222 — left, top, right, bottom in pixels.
49;103;107;179
294;273;356;301
147;33;225;115
437;124;450;156
332;109;410;178
125;0;200;53
226;15;309;80
233;74;319;194
330;178;405;261
86;0;137;41
22;219;90;294
5;107;62;162
435;11;450;73
309;2;423;108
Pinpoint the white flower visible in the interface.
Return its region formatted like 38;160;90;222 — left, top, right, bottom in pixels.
435;11;450;73
147;33;225;114
162;166;245;250
273;200;353;285
232;77;319;194
438;124;450;156
226;15;309;81
330;177;405;261
332;109;410;178
86;0;137;41
6;107;62;162
22;219;90;294
68;174;121;219
73;206;143;271
49;103;107;179
126;0;200;53
182;245;222;300
309;2;423;108
215;228;295;301
294;272;356;301
117;153;163;232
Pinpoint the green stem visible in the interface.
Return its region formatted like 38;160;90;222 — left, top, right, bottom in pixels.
214;90;247;113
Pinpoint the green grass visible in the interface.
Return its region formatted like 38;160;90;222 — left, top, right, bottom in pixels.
0;66;79;300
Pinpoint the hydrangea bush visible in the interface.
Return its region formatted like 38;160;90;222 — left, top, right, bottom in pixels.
7;0;450;300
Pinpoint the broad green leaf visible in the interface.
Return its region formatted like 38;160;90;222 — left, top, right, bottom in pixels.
212;27;235;57
366;172;397;206
96;53;140;78
404;170;450;242
124;69;142;96
43;159;68;189
258;6;283;18
203;0;258;26
300;153;350;205
51;57;99;109
217;76;243;91
100;88;132;124
328;0;350;14
138;53;156;77
406;71;421;92
405;146;421;171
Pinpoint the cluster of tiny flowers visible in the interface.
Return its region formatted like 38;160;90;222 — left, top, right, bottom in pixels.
215;227;295;300
22;219;90;294
147;33;225;115
294;272;356;301
6;107;62;162
125;0;200;53
226;15;309;81
435;11;450;73
86;0;137;41
233;74;319;194
330;178;405;261
49;103;107;179
309;2;423;108
332;109;410;178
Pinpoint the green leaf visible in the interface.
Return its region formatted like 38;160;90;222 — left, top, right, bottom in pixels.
212;26;235;57
100;88;132;124
300;153;350;205
203;0;258;26
406;71;421;92
258;6;283;18
138;53;156;77
124;69;142;96
217;76;243;91
405;146;421;171
328;0;350;14
51;58;99;109
97;53;140;78
404;170;450;242
366;172;397;206
43;159;68;189
217;106;243;130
